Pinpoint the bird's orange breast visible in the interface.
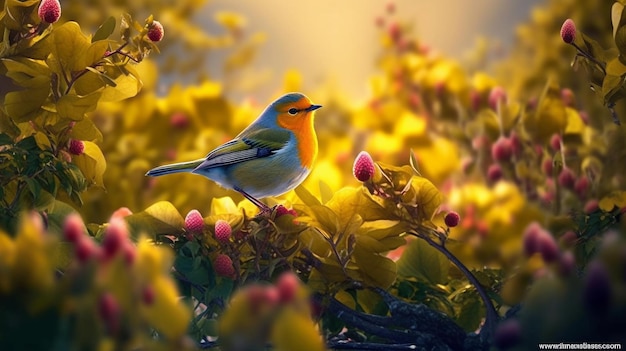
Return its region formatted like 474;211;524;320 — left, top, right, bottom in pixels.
277;113;318;169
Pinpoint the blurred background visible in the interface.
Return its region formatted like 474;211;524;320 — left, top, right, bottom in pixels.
194;0;544;102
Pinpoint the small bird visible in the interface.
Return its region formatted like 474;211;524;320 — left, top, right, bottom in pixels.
146;92;321;212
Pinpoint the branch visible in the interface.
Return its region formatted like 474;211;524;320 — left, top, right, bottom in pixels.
411;228;499;342
316;292;465;350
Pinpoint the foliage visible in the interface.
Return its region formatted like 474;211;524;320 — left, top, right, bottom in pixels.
2;0;626;350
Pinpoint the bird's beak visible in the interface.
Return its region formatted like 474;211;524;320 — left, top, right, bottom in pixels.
305;104;322;112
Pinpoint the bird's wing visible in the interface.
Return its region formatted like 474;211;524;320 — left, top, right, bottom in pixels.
194;128;291;171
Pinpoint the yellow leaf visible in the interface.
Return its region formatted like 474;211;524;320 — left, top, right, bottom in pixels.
599;191;626;211
4;81;49;122
271;309;326;351
72;141;106;187
100;67;142;102
49;21;91;73
210;196;238;215
141;276;191;340
56;92;101;121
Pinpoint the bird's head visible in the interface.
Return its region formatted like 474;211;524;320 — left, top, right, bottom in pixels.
268;92;322;132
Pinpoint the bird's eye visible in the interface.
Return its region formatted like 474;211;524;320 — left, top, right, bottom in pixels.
288;108;299;116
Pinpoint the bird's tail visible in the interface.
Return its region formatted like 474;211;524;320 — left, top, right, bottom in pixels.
145;159;204;177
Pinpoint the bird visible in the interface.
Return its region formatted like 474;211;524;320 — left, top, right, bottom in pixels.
145;92;322;212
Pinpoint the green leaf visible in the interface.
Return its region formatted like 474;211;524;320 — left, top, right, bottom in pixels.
353;246;397;289
455;294;484;332
46;200;78;236
92;16;116;42
0;133;13;145
397;238;449;285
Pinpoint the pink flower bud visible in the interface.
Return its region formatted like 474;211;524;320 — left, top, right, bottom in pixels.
185;209;204;233
68;139;84;155
444;211;460;228
214;219;232;243
488;86;507;110
560;19;576;44
147;20;164;42
491;137;513;163
38;0;61;24
214;254;235;278
353;151;375;182
276;272;300;304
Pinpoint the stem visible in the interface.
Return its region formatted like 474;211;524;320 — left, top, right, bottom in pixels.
571;42;606;75
413;229;499;341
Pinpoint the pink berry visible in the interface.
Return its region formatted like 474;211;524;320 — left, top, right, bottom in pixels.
472;135;490;150
142;285;155;305
461;157;474;175
542;158;554;176
38;0;61;24
75;236;100;263
375;16;385;28
491;137;513;163
276;272;300;304
469;90;482;112
560;19;576;44
185;209;204;233
584;199;599;214
558;251;576;276
147;20;164;42
549;134;561;152
263;286;280;306
509;132;523;157
388;22;401;41
487;164;503;182
559;230;578;248
523;222;543;257
444;211;460;228
68;139;84;155
494;319;522;349
170;112;189;128
102;217;129;259
214;219;232;243
574;177;590;198
63;213;85;243
111;207;132;220
538;231;559;263
583;261;612;313
561;88;575;106
558;168;576;189
353;151;375;182
122;243;136;266
98;293;120;333
214;254;235;278
275;205;289;217
488;86;507;110
386;2;395;14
